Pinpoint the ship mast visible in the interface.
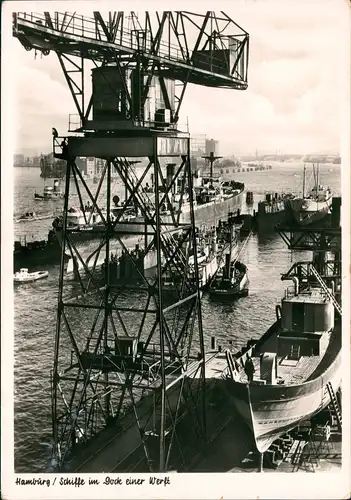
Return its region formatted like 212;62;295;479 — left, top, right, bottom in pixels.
201;152;223;187
227;222;234;278
302;163;306;198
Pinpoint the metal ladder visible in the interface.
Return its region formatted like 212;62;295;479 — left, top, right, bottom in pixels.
326;382;342;432
309;264;342;316
290;344;300;360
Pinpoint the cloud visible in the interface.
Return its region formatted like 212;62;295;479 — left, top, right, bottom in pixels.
8;1;347;156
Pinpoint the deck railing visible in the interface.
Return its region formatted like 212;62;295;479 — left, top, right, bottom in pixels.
15;11;239;73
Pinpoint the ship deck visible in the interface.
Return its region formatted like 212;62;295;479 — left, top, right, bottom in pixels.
235;325;340;386
236;354;322;386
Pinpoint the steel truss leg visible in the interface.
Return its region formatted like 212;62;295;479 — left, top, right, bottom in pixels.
52;140;206;472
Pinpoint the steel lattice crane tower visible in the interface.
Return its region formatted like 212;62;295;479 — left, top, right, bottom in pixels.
13;11;249;472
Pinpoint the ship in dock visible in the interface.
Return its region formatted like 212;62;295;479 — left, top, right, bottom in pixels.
222;261;341;453
253;193;292;233
13;230;66;271
52;160;244;260
161;225;240;293
73;224;240;290
209;225;250;298
284;164;332;226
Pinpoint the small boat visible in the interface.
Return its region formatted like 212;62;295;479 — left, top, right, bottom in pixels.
16;211;53;223
16;211;36;221
13;268;49;283
209;259;249;297
209;228;251;298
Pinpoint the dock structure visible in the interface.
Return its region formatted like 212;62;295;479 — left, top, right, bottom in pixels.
13;11;249;472
276;197;342;307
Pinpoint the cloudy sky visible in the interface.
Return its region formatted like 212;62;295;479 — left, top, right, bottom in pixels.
4;0;349;156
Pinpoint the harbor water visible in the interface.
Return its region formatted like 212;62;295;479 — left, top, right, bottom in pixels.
13;162;341;472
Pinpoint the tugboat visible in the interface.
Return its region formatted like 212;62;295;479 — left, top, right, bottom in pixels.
209;227;250;298
34;179;64;200
209;259;249;297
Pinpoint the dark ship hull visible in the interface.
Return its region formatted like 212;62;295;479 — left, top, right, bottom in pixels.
13;233;68;271
254;209;287;232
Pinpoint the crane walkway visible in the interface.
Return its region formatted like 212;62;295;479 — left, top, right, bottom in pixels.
13;11;248;89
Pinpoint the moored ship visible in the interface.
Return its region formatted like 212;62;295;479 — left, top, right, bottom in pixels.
223;264;341;453
13;230;67;271
161;226;240;293
52;167;244;260
209;226;250;298
253;193;293;233
209;259;249;297
284;164;332;226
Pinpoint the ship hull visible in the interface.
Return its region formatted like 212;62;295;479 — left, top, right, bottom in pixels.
55;191;243;258
209;272;249;297
13;238;68;271
224;323;341;453
255;210;287;232
284;197;332;226
162;253;219;293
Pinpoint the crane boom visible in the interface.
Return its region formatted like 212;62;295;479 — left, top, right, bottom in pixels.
13;11;248;89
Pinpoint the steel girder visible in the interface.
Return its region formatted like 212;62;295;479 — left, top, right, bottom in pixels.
276;226;341;252
13;11;249;127
51;136;207;472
